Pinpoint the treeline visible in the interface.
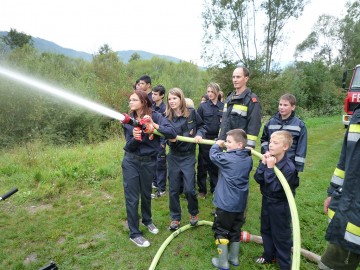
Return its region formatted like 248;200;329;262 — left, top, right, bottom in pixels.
0;45;208;148
0;44;344;148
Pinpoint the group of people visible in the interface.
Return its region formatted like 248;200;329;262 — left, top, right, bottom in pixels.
122;75;205;248
120;67;359;270
208;68;307;270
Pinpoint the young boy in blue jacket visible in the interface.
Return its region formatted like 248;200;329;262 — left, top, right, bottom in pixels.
254;130;298;270
209;129;253;270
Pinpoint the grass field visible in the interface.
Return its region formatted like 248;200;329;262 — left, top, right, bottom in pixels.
0;115;346;270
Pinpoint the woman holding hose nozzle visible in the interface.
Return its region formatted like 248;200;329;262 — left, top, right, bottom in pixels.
165;88;206;230
122;90;177;247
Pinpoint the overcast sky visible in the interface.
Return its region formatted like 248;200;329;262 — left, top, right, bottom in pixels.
1;0;348;66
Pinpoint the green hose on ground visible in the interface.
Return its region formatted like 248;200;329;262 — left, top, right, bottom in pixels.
150;132;301;270
149;221;213;270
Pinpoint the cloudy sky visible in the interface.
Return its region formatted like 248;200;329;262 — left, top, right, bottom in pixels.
1;0;348;66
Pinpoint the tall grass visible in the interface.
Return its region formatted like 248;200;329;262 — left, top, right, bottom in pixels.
0;115;345;269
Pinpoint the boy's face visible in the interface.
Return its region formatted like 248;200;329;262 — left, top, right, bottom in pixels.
269;135;288;156
225;135;242;151
137;80;150;92
152;91;163;103
278;99;295;119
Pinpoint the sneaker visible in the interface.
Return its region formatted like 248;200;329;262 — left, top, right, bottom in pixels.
151;190;166;199
130;236;150;247
197;192;206;199
189;215;198;226
169;220;180;231
254;256;276;264
152;183;158;189
144;223;159;234
151;191;159;199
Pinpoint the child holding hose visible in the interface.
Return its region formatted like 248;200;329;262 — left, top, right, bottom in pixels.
121;90;176;247
165;88;206;230
209;129;252;270
254;130;298;269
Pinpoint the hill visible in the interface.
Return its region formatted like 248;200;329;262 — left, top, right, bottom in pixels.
0;31;182;63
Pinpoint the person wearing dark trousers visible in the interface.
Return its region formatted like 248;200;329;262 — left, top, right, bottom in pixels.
254;131;298;270
209;129;252;270
166;88;206;231
318;104;360;270
122;90;176;247
197;82;224;198
151;85;167;198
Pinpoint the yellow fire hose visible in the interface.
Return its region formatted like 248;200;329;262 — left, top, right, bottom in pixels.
148;132;303;270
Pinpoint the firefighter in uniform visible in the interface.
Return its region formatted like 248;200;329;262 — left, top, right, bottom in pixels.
166;88;206;230
260;93;307;173
197;82;224;198
218;67;262;148
318;104;360;270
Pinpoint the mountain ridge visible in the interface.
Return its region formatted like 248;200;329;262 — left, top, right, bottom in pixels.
0;31;183;63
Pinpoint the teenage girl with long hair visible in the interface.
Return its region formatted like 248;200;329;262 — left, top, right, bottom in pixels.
166;88;206;230
122;90;176;247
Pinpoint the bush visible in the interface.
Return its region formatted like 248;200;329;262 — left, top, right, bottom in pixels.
0;47;345;149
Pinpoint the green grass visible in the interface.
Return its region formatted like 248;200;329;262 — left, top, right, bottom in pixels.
0;115;346;269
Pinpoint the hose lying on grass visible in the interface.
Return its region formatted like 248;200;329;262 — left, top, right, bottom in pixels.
151;131;302;270
148;222;320;270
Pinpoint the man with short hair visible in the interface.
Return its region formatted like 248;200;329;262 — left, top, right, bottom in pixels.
218;67;262;148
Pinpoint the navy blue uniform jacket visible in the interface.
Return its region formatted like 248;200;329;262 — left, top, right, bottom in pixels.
197;100;224;138
167;108;206;154
210;144;252;212
254;153;298;200
261;111;307;172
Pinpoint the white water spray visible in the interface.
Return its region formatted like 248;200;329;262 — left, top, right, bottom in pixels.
0;66;125;122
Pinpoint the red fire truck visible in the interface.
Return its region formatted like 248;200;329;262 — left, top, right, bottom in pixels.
341;64;360;126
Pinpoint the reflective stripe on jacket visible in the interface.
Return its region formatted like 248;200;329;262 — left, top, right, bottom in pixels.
260;111;307;172
326;106;360;254
218;88;261;148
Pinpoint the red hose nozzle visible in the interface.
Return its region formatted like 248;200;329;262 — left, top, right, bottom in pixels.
121;113;140;126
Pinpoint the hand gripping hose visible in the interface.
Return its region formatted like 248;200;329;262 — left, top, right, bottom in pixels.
149;131;302;270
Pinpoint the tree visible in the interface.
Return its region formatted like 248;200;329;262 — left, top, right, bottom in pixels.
202;0;308;75
129;52;141;62
261;0;307;74
338;0;360;68
294;1;360;69
1;28;33;49
92;44;129;111
96;44;113;55
202;0;258;69
294;15;340;66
